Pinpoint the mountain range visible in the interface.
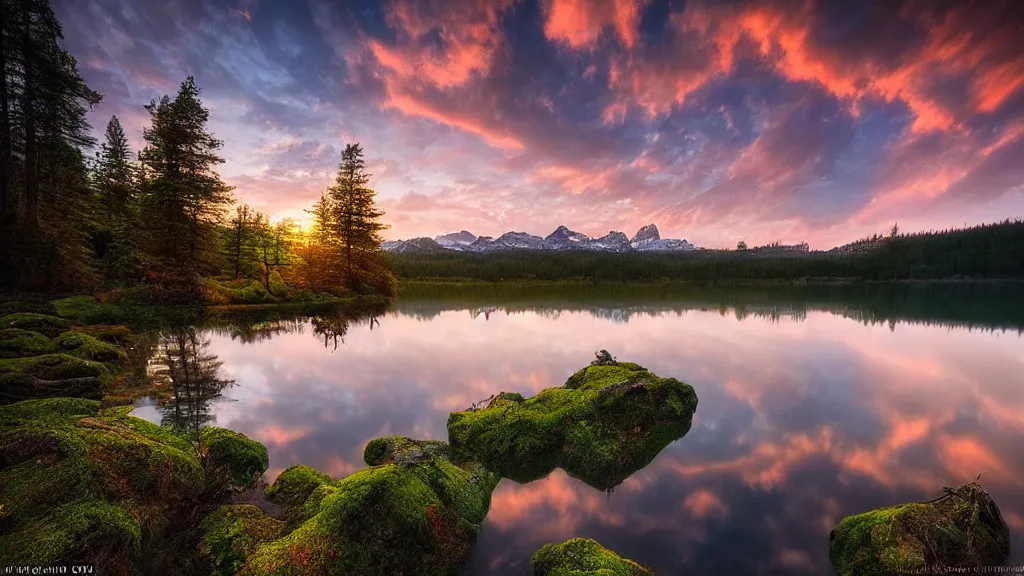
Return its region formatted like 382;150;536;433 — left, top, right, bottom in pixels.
382;224;697;253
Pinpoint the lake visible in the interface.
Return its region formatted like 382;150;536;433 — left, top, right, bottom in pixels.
131;283;1024;574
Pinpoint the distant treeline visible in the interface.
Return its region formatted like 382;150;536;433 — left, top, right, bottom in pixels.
389;220;1024;282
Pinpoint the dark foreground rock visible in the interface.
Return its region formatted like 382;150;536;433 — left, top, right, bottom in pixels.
0;354;108;404
208;435;500;575
447;361;697;489
0;398;268;572
829;482;1011;576
532;538;653;575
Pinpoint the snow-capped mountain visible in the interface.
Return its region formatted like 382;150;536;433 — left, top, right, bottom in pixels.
435;230;477;250
384;224;696;253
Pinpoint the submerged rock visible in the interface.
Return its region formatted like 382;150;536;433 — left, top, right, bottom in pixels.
532;538;653;575
447;361;697;489
829;482;1011;576
234;435;500;575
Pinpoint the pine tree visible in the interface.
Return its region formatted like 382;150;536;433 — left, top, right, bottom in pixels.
138;76;233;291
326;143;394;294
0;0;102;288
95;115;140;285
226;203;254;279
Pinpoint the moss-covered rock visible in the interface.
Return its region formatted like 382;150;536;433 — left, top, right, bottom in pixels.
200;504;285;576
532;538;653;576
447;361;697;489
829;483;1010;576
0;328;51;358
54;330;126;363
0;354;109;404
74;323;132;343
265;464;333;508
0;398;206;571
0;313;72;337
239;436;500;575
200;426;270;489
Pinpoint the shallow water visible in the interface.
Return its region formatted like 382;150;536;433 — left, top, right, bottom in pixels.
132;284;1024;574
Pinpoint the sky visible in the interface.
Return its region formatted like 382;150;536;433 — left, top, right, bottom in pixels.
56;0;1024;249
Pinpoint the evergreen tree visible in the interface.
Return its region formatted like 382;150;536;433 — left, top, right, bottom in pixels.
94;115;140;285
326;143;394;294
0;0;102;288
226;203;254;279
138;76;233;291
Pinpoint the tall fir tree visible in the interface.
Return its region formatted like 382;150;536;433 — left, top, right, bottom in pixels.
0;0;102;288
138;76;233;291
95;115;140;285
326;143;394;295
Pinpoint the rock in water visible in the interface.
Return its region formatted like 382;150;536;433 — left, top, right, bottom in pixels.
447;360;697;490
829;482;1010;576
231;436;500;575
532;538;652;575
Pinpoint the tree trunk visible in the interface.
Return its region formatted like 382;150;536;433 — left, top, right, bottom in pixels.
0;20;10;218
20;5;38;231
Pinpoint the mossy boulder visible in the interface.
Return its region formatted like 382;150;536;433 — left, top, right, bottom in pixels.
239;436;500;575
265;464;333;507
447;361;698;489
200;426;270;490
532;538;653;575
0;354;109;404
829;483;1010;576
74;323;132;343
200;504;285;576
0;328;51;358
0;398;206;571
54;330;126;363
0;313;72;337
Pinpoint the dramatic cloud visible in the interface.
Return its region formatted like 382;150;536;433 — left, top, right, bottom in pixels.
59;0;1024;247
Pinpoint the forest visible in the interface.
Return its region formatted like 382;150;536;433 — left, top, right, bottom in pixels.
389;220;1024;283
0;0;395;305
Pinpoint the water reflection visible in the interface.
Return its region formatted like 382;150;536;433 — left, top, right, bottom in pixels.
154;328;235;435
129;285;1024;574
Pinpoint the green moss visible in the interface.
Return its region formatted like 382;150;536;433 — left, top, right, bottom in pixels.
532;538;653;576
74;323;132;342
266;465;332;507
239;436;499;575
200;504;285;575
200;426;270;489
0;499;142;572
0;354;109;404
0;313;72;337
0;328;51;358
53;330;127;363
447;361;697;489
829;483;1011;576
0;398;207;569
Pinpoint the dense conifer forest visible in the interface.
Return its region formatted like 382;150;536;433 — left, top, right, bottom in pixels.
0;0;394;303
389;220;1024;283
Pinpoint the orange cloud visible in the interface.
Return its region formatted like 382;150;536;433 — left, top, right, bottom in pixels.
543;0;651;50
254;424;312;447
684;488;728;518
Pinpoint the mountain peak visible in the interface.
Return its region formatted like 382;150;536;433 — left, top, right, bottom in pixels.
631;224;660;243
545;225;591;245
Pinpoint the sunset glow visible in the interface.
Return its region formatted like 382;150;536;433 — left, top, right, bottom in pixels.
60;0;1024;248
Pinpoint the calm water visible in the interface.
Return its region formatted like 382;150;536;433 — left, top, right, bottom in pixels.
132;284;1024;575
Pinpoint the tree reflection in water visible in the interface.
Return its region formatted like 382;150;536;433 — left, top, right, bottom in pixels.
154;327;236;438
312;302;388;351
